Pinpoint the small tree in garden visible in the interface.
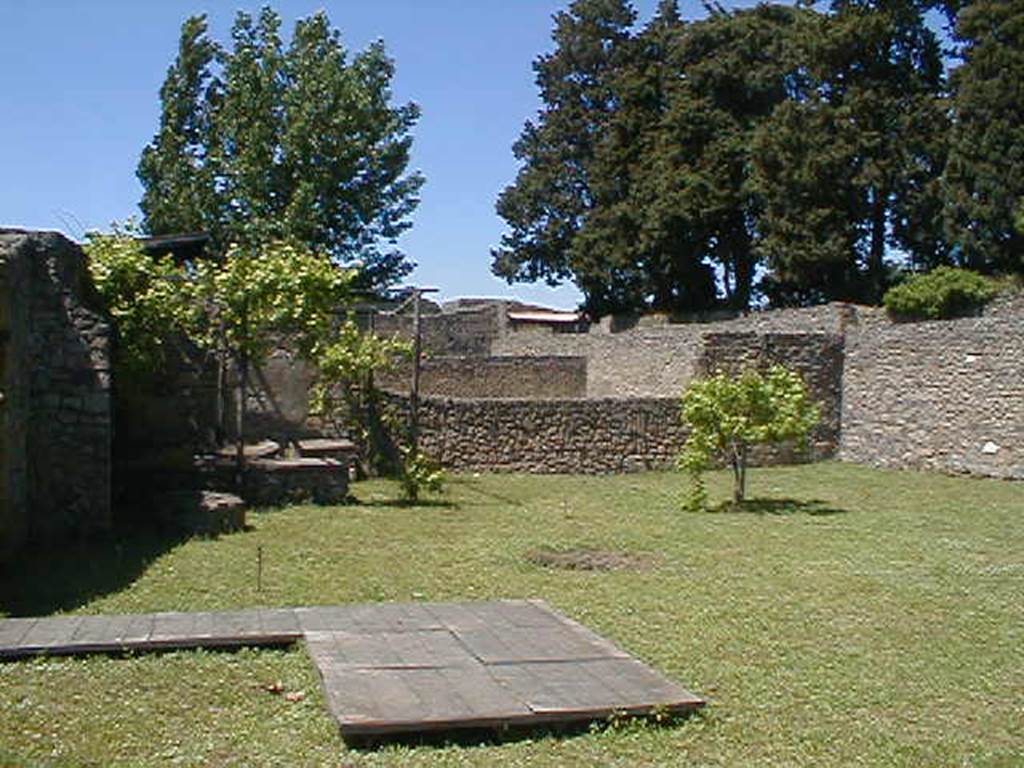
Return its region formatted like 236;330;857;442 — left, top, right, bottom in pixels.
312;322;446;502
679;365;820;510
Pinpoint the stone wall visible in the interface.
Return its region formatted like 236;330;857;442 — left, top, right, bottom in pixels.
0;231;112;560
840;309;1024;479
400;392;834;475
413;397;686;474
697;332;845;458
373;302;503;356
378;356;587;400
492;303;853;398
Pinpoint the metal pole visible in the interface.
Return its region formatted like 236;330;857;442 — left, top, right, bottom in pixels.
410;288;421;453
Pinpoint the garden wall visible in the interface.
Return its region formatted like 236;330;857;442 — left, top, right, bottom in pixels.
491;303;853;397
405;392;838;475
0;231;112;562
377;355;587;400
840;300;1024;479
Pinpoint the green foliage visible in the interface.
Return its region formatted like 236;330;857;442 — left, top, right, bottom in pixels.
187;241;353;362
883;266;998;319
753;0;949;305
86;231;353;375
495;0;955;314
397;446;447;503
310;321;411;475
83;225;199;378
679;365;820;509
138;7;423;291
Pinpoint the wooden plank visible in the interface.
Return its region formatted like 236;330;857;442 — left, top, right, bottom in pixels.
69;614;125;649
488;659;704;716
18;616;82;654
115;613;155;648
305;629;468;668
455;624;629;664
258;608;301;637
427;600;560;633
347;603;444;634
149;612;198;646
322;665;533;736
0;600;705;741
0;618;38;654
296;605;357;633
207;609;265;641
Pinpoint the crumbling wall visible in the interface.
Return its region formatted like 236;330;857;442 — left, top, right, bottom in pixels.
0;231;112;560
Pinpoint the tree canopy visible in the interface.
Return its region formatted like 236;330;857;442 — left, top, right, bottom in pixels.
495;0;1022;315
138;7;423;291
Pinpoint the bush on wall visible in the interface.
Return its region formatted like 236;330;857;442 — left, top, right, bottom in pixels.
883;267;998;320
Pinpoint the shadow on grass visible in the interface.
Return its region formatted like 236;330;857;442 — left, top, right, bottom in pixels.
0;525;190;618
707;498;849;516
344;709;705;752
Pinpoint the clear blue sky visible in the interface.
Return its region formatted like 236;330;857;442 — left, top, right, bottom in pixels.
2;1;762;309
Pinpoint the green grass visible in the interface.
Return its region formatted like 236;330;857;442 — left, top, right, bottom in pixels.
0;463;1021;767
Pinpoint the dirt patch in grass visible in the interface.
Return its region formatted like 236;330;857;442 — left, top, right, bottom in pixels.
525;547;653;572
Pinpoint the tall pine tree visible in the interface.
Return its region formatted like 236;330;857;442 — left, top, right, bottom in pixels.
753;0;948;304
492;0;638;316
943;0;1024;275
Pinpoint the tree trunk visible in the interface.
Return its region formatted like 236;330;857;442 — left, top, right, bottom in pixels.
868;188;887;303
732;442;747;505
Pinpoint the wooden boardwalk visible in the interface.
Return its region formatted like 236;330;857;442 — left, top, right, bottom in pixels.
0;600;704;740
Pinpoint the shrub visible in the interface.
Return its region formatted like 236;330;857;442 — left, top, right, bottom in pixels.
883;267;998;319
679;365;820;510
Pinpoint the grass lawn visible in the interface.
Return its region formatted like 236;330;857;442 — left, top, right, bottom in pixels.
0;462;1021;767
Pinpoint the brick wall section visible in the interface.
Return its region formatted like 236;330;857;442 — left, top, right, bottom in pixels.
840;312;1024;479
378;356;587;399
0;231;112;558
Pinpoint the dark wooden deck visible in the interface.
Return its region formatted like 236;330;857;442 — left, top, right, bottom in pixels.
0;600;704;740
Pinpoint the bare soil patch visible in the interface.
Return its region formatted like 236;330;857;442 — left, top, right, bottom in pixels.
525;547;653;572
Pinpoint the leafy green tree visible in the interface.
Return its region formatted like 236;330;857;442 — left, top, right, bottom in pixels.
138;7;423;290
943;0;1024;276
679;366;820;510
83;223;201;379
753;0;949;305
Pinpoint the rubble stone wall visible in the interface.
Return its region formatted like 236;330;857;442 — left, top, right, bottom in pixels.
0;231;112;560
840;306;1024;479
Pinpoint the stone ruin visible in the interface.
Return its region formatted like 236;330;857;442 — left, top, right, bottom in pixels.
0;230;112;563
2;229;1022;563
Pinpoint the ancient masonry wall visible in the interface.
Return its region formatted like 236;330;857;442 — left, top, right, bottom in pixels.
839;298;1024;479
0;231;112;561
491;303;854;398
402;332;843;474
377;356;587;400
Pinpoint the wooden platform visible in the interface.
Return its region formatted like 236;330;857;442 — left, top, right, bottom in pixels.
0;600;704;740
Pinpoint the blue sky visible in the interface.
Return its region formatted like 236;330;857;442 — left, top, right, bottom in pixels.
2;1;763;308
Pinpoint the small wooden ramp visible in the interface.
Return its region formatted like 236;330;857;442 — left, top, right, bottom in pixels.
0;600;704;741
